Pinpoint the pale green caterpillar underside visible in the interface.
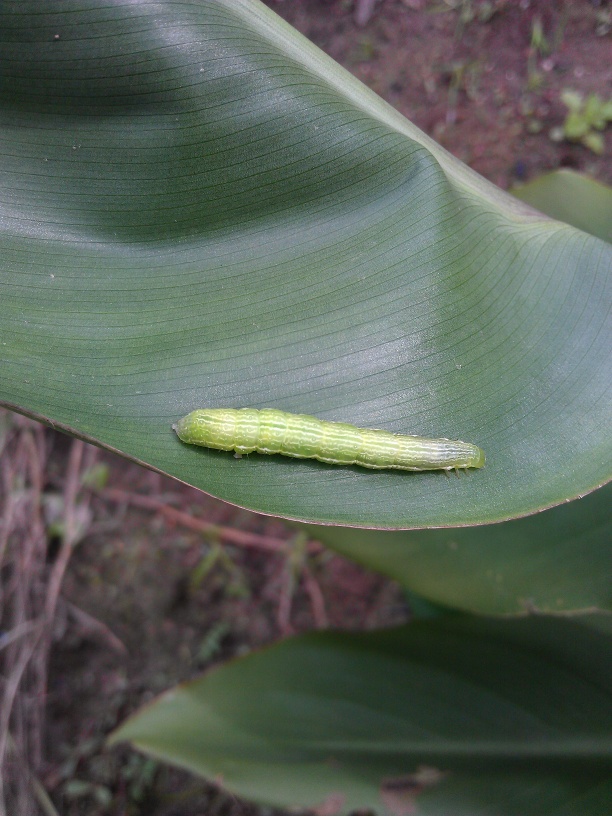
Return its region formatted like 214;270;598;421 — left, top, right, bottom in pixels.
174;408;485;472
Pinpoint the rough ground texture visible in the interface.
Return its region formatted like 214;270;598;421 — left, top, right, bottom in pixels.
2;1;611;814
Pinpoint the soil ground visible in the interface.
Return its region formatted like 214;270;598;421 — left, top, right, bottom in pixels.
3;2;611;815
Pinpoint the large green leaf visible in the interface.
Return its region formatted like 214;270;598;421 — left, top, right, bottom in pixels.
111;614;612;815
304;481;612;615
1;0;611;527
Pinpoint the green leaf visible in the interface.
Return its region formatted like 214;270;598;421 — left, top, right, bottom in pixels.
564;110;590;139
582;132;605;156
303;482;612;615
1;1;611;527
110;614;612;815
560;90;584;113
583;94;606;130
512;170;612;244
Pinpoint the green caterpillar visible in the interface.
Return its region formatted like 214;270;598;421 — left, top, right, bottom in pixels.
173;408;485;472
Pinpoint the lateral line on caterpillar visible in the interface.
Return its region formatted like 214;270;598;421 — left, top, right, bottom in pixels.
173;408;485;472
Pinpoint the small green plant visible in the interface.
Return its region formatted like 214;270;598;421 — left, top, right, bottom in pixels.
443;0;499;39
550;90;612;154
594;7;612;37
525;15;550;92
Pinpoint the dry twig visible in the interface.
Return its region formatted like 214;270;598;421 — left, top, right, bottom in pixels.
0;414;96;816
100;486;291;553
0;414;48;815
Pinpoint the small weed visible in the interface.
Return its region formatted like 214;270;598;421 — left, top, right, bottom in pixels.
443;59;482;123
62;779;113;809
441;0;500;38
525;7;568;93
353;36;377;62
194;620;232;665
549;90;612;154
189;542;250;599
595;7;612;37
526;15;549;92
120;754;159;803
530;14;551;57
80;462;110;490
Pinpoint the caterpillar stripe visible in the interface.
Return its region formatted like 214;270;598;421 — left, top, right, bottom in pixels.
173;408;485;471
